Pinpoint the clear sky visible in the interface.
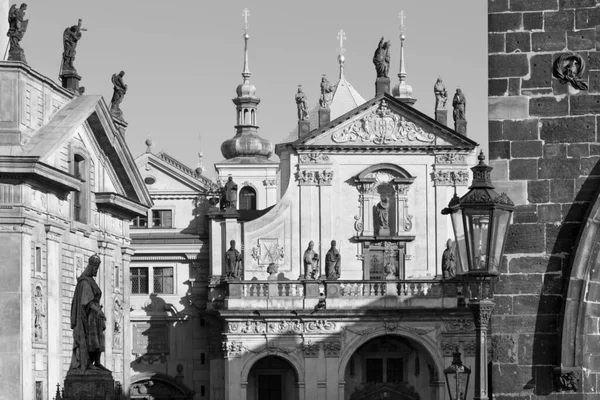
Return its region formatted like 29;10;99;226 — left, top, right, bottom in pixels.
12;0;487;179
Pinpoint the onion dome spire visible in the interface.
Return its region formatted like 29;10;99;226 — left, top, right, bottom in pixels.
221;8;273;160
392;11;416;105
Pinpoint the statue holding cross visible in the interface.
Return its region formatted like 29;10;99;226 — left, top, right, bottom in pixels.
61;19;87;74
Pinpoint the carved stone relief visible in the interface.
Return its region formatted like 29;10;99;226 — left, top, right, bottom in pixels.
443;318;475;332
295;169;334;186
302;341;320;358
332;100;435;144
435;153;466;164
441;339;476;356
251;239;285;267
74;254;84;278
323;341;341;357
299;152;331;164
222;341;244;358
432;169;469;186
113;296;125;350
33;283;46;342
227;319;336;334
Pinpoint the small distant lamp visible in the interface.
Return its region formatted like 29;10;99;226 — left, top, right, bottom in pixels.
444;349;471;400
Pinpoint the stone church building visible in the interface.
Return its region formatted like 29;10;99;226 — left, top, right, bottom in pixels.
3;1;600;400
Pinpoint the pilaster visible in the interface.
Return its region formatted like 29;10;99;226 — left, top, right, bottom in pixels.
44;223;65;394
121;247;135;391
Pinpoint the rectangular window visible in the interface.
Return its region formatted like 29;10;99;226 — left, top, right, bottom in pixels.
35;246;42;272
152;210;172;228
366;359;383;383
114;264;120;288
386;358;403;382
35;381;43;400
131;215;148;228
131;267;149;294
73;191;82;222
153;267;174;294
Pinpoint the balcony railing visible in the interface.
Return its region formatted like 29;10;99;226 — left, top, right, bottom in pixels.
225;279;461;310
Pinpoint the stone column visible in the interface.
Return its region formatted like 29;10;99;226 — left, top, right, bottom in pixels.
45;224;64;393
209;219;223;277
20;222;35;400
223;351;243;400
98;239;116;370
0;0;8;60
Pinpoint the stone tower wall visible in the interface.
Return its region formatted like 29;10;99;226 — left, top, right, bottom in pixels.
489;0;600;396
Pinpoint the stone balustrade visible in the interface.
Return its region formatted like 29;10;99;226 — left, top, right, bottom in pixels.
225;279;461;310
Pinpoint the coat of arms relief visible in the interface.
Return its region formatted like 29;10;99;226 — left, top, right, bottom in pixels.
332;100;435;145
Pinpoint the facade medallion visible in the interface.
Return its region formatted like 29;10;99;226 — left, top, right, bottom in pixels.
251;239;285;266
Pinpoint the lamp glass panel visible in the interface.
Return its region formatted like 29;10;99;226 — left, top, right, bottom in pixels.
450;209;468;275
445;368;470;400
488;208;512;274
465;209;491;272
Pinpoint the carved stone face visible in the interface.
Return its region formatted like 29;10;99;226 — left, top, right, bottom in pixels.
308;241;314;249
331;240;336;248
91;264;100;277
230;240;236;248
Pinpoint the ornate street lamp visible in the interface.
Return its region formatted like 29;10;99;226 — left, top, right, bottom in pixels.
442;151;514;400
444;349;471;400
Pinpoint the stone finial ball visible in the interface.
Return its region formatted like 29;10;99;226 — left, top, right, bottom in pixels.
145;138;153;147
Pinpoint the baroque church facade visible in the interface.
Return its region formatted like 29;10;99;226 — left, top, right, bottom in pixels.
125;22;480;400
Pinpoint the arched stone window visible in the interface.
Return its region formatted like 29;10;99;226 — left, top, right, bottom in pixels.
72;152;89;223
239;186;257;210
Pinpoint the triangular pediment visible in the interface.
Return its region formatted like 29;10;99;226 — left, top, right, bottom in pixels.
135;151;214;194
19;95;152;209
293;93;477;150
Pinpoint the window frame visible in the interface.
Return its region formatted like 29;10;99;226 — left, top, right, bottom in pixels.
153;266;174;294
151;208;174;229
69;145;91;226
130;267;149;295
239;185;257;211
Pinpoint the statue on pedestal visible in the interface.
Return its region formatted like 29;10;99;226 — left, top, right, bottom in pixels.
223;176;238;210
295;85;309;121
6;3;28;62
303;240;319;280
325;240;341;280
69;254;109;373
452;89;466;122
225;240;242;280
319;76;334;108
61;19;85;74
434;78;448;111
373;36;391;79
442;239;457;279
110;71;127;120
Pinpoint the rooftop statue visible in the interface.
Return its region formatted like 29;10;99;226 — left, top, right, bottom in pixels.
452;88;466;122
319;76;334;108
434;78;448;111
373;36;391;79
223;176;238;210
225;240;242;280
6;3;28;63
110;71;127;120
69;254;110;373
442;239;457;279
61;19;86;74
295;85;309;121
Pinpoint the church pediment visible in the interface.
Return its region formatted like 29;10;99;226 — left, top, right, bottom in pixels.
295;94;477;150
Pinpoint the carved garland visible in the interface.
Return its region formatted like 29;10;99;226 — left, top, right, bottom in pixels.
435;153;466;164
227;320;337;334
299;152;331;164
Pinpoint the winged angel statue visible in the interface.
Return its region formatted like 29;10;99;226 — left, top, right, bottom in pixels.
332;101;435;145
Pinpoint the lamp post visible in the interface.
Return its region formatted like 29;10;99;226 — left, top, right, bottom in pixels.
442;151;514;400
444;349;471;400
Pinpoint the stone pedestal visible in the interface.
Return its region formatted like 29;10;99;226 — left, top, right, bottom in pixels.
298;120;311;138
435;109;448;126
375;77;391;96
7;47;26;63
378;227;390;236
455;119;467;136
62;371;115;400
318;107;330;128
112;117;128;137
60;71;81;93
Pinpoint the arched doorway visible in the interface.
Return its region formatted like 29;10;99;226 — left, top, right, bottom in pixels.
344;335;437;400
247;355;298;400
130;373;194;400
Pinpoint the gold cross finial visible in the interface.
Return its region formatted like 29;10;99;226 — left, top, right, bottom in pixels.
337;29;346;56
399;10;406;35
242;8;250;33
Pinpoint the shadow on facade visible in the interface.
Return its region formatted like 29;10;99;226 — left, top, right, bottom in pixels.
525;168;600;395
129;293;195;399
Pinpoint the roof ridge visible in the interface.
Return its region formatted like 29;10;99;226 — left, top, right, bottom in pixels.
156;151;215;186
